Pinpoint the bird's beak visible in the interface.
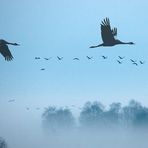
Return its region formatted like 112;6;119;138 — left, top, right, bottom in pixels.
15;43;20;46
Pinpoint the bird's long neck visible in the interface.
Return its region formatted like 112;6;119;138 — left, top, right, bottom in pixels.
6;42;19;46
6;42;16;45
119;41;133;45
90;43;104;48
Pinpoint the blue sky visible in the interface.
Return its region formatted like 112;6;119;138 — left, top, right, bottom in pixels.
0;0;148;110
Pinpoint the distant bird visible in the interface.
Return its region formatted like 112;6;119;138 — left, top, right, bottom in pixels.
40;68;45;70
73;58;80;60
118;56;125;59
8;99;15;102
117;60;122;64
139;61;145;64
44;57;51;60
90;18;134;48
130;59;137;63
71;105;76;107
57;56;63;60
133;62;138;66
102;56;107;59
0;39;19;61
26;107;30;110
35;57;40;60
86;56;93;60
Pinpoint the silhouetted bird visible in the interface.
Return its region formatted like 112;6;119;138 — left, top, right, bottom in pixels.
86;56;93;60
71;105;76;107
90;18;134;48
44;57;51;60
8;99;15;102
57;56;63;60
73;58;80;60
102;56;107;59
117;60;122;64
26;107;30;110
118;56;125;59
130;59;137;63
133;62;138;66
139;61;145;64
35;57;40;60
0;39;19;61
40;68;45;70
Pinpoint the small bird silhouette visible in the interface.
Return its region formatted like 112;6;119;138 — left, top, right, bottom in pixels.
133;62;138;66
102;56;108;59
117;60;122;64
90;18;134;48
73;58;80;60
26;107;30;110
57;56;63;60
35;57;40;60
130;59;137;63
40;68;45;71
86;56;93;60
44;57;51;60
71;105;76;107
139;61;145;64
0;39;19;61
118;56;125;59
8;99;15;102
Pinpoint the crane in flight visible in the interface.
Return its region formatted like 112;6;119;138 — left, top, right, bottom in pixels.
117;60;122;64
0;39;19;61
57;56;63;60
86;56;93;60
73;57;80;60
139;61;145;64
102;55;108;59
90;18;134;48
118;56;125;59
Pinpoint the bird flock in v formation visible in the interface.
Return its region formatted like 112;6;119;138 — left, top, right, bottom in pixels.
0;18;146;67
34;56;145;71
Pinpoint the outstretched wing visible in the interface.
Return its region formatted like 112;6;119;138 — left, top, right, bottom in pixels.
101;18;116;43
0;44;13;61
112;27;117;36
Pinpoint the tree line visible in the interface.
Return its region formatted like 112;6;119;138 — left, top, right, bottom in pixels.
42;100;148;131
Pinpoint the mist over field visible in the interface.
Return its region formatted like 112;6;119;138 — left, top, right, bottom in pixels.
1;100;148;148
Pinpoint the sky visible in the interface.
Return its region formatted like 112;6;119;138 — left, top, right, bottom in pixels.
1;0;148;107
0;0;148;147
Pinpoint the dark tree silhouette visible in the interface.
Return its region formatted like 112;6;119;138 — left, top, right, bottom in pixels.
42;106;75;132
122;100;148;127
0;137;7;148
103;103;121;127
79;100;148;129
90;18;134;48
0;39;19;61
42;100;148;131
79;101;104;128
